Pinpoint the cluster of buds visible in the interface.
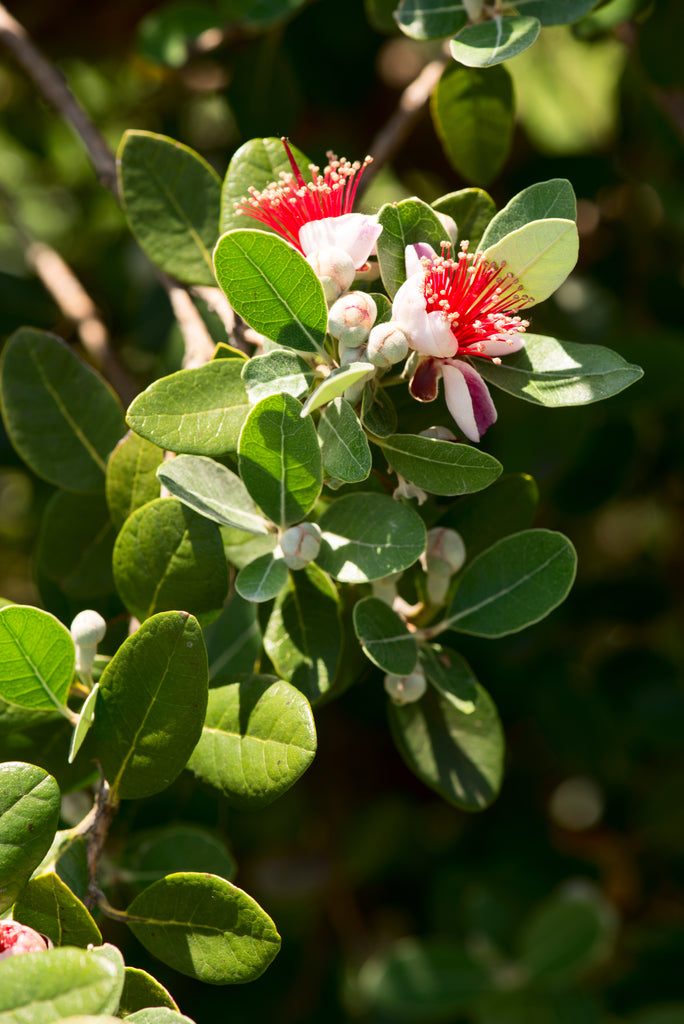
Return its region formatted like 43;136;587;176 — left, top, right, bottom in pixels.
420;527;467;605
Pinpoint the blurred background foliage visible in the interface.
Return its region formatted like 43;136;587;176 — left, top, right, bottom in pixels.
1;0;684;1021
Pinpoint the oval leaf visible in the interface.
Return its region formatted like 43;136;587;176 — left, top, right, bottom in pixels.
483;218;579;306
188;675;316;805
519;888;616;980
220;136;311;234
0;606;74;713
450;16;541;68
476;333;644;406
431;64;514;185
0;947;122;1021
119;967;179;1015
35;491;115;600
234;552;288;603
377;198;447;299
0;329;125;493
444;529;577;636
112;497;228;625
238;392;322;528
0;762;60;914
157;455;270;534
353;597;418;676
394;0;467;40
263;563;342;704
479;179;577;251
433;188;496;250
118;130;221;286
125;872;281;984
318;398;372;484
13;872;101;948
126;359;250;457
388;669;504;810
301;362;375;417
105;431;163;531
214;229;327;354
377;434;502;496
316;493;426;583
242;349;317;404
89;611;208;801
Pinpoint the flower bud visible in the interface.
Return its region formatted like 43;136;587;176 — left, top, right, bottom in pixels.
328;291;377;349
422;527;466;576
70;609;107;674
0;921;52;960
366;321;409;368
339;343;367;367
279;523;322;570
384;667;427;705
306;246;356;303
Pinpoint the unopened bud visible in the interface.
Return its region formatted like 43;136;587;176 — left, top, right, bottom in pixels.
339;343;367;366
306;246;356;304
366;321;409;368
70;610;107;674
0;921;52;959
328;292;377;349
279;523;322;570
384;667;427;705
419;425;457;442
422;527;466;576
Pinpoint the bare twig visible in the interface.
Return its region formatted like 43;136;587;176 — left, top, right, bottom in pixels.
84;775;119;911
361;56;449;196
0;2;217;366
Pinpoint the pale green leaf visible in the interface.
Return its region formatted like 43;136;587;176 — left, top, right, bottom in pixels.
0;606;74;714
235;552;288;603
242;349;317;404
483;218;578;306
0;947;122;1022
157;455;270;534
318;398;372;484
301;363;375;416
450;16;541;67
479;179;577;250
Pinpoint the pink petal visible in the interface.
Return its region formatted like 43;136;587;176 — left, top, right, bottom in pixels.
299;214;382;268
442;360;498;442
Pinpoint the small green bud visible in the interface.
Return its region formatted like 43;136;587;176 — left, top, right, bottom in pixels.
328;291;377;349
306;246;356;303
366;321;409;368
384;667;427;705
279;522;322;570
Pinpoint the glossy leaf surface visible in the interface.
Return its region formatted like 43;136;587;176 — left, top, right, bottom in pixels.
0;606;74;712
13;872;101;947
0;762;60;914
377;434;502;496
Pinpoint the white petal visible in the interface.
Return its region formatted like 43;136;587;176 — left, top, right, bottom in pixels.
393;277;456;358
299;214;382;268
404;242;438;279
476;332;526;358
442;361;497;442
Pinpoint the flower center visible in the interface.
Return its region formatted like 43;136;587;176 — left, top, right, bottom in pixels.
422;242;530;357
234;138;372;254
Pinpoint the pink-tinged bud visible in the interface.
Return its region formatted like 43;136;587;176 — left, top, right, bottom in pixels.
306;246;356;304
328;292;377;349
279;523;322;570
70;609;107;674
384;668;427;705
419;425;457;442
421;527;466;605
366;321;409;368
0;921;52;959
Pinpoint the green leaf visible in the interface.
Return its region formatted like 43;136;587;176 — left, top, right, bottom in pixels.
356;938;490;1020
431;64;514;185
0;329;125;493
319;398;372;483
432;188;496;250
125;872;281;984
361;383;398;438
479;179;577;250
13;872;101;948
126;825;236;886
437;472;539;559
0;947;123;1022
89;611;208;801
0;606;74;713
301;362;375;416
388;666;504;810
420;644;478;714
483;218;578;306
235;552;288;603
126;359;250;457
157;455;270;534
219;136;311;234
450;16;541;67
118;130;221;286
35;492;115;600
376;198;447;298
188;674;316;805
68;683;99;764
316;493;426;583
0;762;60;914
105;431;163;531
214;230;327;354
518;888;616;981
443;529;577;637
112;497;228;625
513;0;599;26
353;597;417;676
136;2;221;68
394;0;467;40
119;967;179;1015
242;349;317;404
126;1011;195;1024
477;333;644;406
377;434;502;496
238;392;322;527
263;563;342;704
204;591;261;678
